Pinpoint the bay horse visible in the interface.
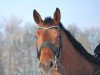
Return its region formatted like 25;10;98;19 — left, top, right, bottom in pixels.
33;8;100;75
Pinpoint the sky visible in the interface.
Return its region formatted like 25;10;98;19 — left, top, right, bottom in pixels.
0;0;100;29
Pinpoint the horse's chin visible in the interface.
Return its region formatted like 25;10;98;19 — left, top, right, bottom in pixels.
39;67;55;75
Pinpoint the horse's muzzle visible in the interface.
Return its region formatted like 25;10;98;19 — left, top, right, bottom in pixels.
39;61;54;73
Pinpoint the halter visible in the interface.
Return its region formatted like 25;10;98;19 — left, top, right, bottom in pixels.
35;26;62;60
35;26;64;75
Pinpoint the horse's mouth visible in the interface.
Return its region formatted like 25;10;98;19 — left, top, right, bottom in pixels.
39;61;56;74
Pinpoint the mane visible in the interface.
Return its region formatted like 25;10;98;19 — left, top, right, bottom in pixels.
94;43;100;54
59;23;100;64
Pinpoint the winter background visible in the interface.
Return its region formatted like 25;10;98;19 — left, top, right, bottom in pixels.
0;0;100;75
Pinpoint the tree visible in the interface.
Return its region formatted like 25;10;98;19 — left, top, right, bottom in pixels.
67;24;81;38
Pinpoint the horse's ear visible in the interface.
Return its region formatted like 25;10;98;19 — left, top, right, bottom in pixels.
33;10;43;26
53;8;61;25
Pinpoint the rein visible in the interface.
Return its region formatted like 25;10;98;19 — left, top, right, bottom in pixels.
35;26;64;74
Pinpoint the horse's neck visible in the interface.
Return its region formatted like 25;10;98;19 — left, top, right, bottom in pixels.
60;31;95;75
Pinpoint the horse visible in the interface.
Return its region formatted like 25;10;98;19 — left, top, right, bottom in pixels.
33;8;100;75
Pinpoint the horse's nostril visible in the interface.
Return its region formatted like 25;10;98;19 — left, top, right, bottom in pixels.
50;61;53;68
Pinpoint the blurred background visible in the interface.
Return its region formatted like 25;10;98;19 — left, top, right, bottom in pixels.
0;0;100;75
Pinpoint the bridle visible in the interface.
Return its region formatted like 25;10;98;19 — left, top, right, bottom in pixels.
35;26;62;61
35;26;64;75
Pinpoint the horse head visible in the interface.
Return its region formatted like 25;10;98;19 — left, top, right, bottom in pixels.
33;8;62;75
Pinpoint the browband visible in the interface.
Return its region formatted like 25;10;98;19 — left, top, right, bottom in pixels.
38;26;60;30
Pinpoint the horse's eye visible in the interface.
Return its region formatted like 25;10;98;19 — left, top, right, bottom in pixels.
57;35;61;39
35;35;38;39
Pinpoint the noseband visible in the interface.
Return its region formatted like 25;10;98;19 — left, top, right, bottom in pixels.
35;26;62;61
